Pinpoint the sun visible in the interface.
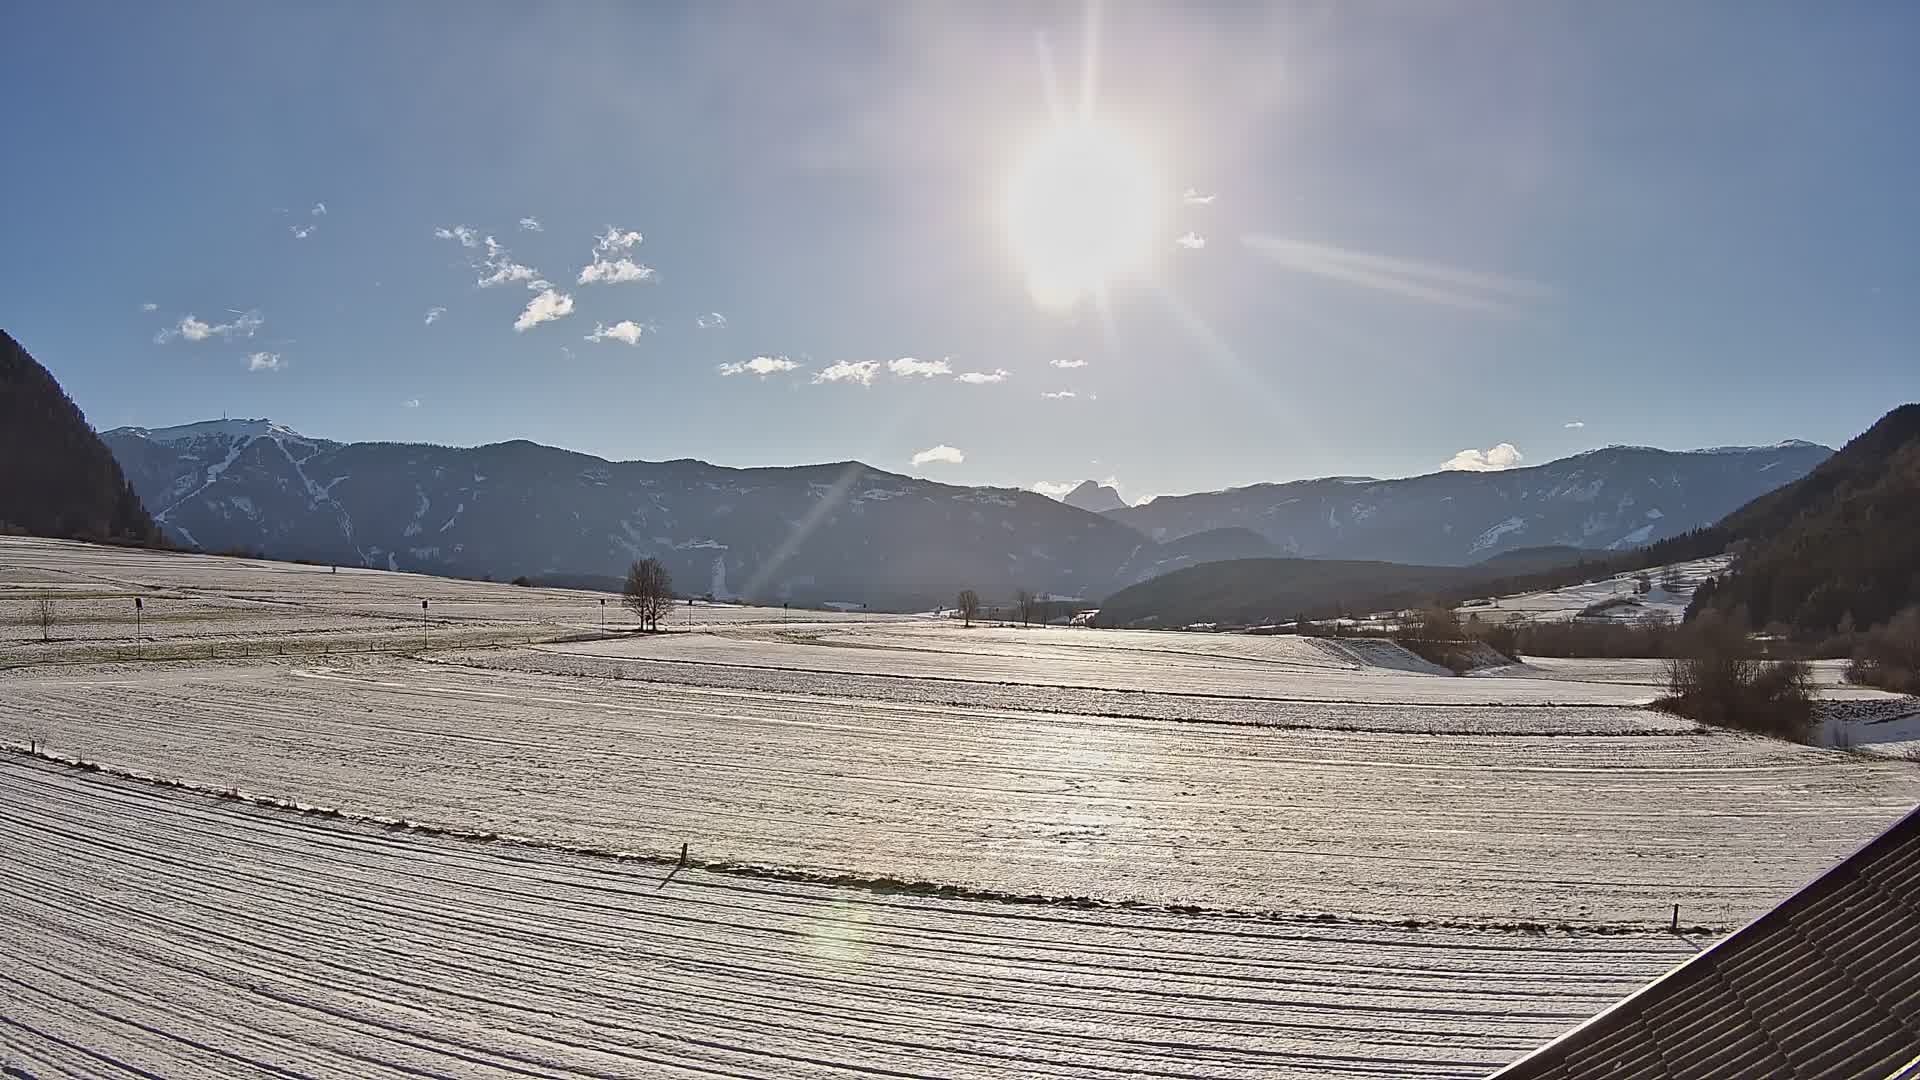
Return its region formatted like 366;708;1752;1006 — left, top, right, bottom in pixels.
1003;122;1165;309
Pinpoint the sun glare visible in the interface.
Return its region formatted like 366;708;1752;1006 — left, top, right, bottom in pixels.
1004;122;1164;309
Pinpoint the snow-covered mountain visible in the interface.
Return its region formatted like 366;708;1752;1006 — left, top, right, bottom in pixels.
1061;480;1128;514
104;421;1155;608
103;421;1832;606
1105;442;1833;565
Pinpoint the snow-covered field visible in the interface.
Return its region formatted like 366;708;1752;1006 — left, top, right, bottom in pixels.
1460;555;1732;625
1;757;1698;1079
4;536;1919;1077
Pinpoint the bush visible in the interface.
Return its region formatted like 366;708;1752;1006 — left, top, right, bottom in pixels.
1657;612;1814;740
510;576;531;587
1845;607;1920;694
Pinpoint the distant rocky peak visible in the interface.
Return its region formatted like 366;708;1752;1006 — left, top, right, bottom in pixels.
1064;480;1128;514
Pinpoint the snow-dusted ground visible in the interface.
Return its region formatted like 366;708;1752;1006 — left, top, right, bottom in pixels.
0;758;1700;1080
1460;555;1733;625
8;651;1917;927
556;625;1664;705
5;537;1919;1075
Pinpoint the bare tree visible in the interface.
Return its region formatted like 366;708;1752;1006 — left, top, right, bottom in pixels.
35;596;53;643
1014;588;1036;627
623;558;675;632
956;589;980;628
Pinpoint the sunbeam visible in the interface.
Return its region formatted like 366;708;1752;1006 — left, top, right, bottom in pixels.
1240;233;1552;315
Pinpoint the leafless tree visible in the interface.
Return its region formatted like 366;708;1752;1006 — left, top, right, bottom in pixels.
35;596;53;643
623;558;675;631
1014;588;1037;627
956;589;980;628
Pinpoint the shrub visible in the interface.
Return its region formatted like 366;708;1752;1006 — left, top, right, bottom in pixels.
1658;611;1814;740
1845;607;1920;694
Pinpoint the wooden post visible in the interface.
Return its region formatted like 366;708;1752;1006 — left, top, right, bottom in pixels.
1671;903;1679;932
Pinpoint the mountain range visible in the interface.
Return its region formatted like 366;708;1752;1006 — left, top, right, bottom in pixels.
1107;441;1832;563
100;416;1831;610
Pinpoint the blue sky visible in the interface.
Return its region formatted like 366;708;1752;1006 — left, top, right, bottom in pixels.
4;2;1914;503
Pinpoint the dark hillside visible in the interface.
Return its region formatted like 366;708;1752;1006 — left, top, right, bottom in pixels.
0;331;161;545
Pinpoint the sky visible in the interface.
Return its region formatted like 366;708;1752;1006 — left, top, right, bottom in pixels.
4;2;1915;505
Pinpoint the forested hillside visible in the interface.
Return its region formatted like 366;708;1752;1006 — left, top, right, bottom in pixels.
0;331;161;545
1691;404;1920;634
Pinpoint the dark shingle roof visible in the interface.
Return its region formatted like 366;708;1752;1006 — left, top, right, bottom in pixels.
1489;804;1920;1080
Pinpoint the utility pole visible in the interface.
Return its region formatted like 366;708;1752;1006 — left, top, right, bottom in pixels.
600;597;606;633
421;598;429;649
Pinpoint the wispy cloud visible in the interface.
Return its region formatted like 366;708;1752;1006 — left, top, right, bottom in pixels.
289;224;318;239
310;202;327;217
434;224;480;248
518;216;542;231
477;235;539;288
1042;390;1077;400
911;444;964;466
584;320;653;345
888;356;952;378
718;355;801;378
245;351;285;372
1182;188;1217;206
513;288;574;332
1441;442;1524;472
1031;480;1077;498
1242;234;1553;315
1564;420;1586;429
1050;357;1087;369
956;368;1010;384
577;257;655;285
696;312;728;329
592;225;643;254
1175;231;1206;250
403;397;421;409
813;360;881;385
424;306;446;326
139;302;158;312
154;310;263;344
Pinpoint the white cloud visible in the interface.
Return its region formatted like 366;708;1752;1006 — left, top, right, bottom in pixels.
1176;231;1206;250
577;257;656;285
289;224;318;239
696;312;728;329
245;351;284;372
434;225;480;248
476;235;539;288
155;310;263;344
813;360;881;385
1182;188;1217;205
139;302;158;312
1564;420;1585;429
513;288;575;332
403;398;421;409
424;306;446;326
888;356;952;378
1441;443;1525;472
518;216;542;231
1042;390;1077;400
956;368;1010;384
584;320;652;345
1031;480;1076;498
1050;357;1087;369
718;355;801;377
310;202;327;216
592;225;643;254
911;444;964;466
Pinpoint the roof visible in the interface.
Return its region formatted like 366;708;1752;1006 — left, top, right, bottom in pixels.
1489;803;1920;1080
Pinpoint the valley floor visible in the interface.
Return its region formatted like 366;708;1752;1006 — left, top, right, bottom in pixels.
3;536;1918;1078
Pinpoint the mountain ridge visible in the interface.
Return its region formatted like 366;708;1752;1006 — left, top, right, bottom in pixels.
102;418;1831;609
